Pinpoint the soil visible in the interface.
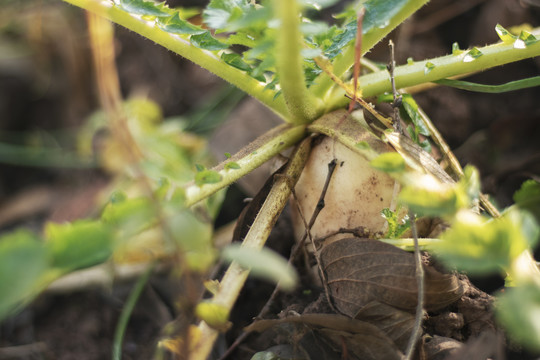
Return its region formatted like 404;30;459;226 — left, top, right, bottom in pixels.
1;0;539;359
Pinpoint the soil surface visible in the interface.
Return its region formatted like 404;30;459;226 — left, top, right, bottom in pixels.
1;0;539;359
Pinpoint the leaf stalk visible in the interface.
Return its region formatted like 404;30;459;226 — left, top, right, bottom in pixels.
328;28;540;108
275;0;323;123
190;137;312;360
61;0;292;121
183;124;306;207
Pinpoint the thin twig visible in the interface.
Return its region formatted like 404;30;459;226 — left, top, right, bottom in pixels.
349;8;365;113
388;40;403;133
218;158;338;360
404;211;424;359
304;159;339;313
388;40;424;359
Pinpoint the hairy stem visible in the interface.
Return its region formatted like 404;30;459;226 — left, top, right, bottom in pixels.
275;0;323;123
327;29;540;107
61;0;291;121
183;124;306;207
310;0;430;99
190;137;312;360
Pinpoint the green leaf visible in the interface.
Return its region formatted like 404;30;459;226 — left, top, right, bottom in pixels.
325;19;356;59
300;21;329;36
156;12;206;35
436;208;535;274
496;284;540;351
301;0;340;9
203;0;253;32
401;94;430;136
225;161;241;170
0;231;48;321
101;196;155;232
514;180;540;222
195;301;231;331
116;0;171;17
222;244;298;290
434;76;540;93
45;220;113;272
399;174;462;217
382;207;410;238
460;165;481;203
355;141;372;150
190;32;229;51
167;209;215;272
221;53;252;72
195;169;222;186
370;152;405;173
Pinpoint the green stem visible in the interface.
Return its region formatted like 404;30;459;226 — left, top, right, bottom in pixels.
275;0;323;124
310;0;430;100
112;264;153;360
327;31;540;108
61;0;291;122
184;124;306;207
191;137;312;360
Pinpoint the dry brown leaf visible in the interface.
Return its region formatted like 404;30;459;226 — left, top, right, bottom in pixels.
318;328;403;360
245;313;403;360
320;238;463;315
354;301;415;352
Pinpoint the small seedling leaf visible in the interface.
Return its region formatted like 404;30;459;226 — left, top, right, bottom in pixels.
195;169;222;186
401;94;430;136
370;152;405;173
496;284;540;351
156;12;206;35
436;208;536;274
225;161;241;170
222;244;298;290
116;0;171;17
166;209;215;270
190;32;228;51
101;196;155;232
301;0;340;10
195;301;231;331
382;207;410;239
355;141;372;150
45;220;113;272
0;231;48;321
514;180;540;222
221;53;251;71
399;174;461;217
